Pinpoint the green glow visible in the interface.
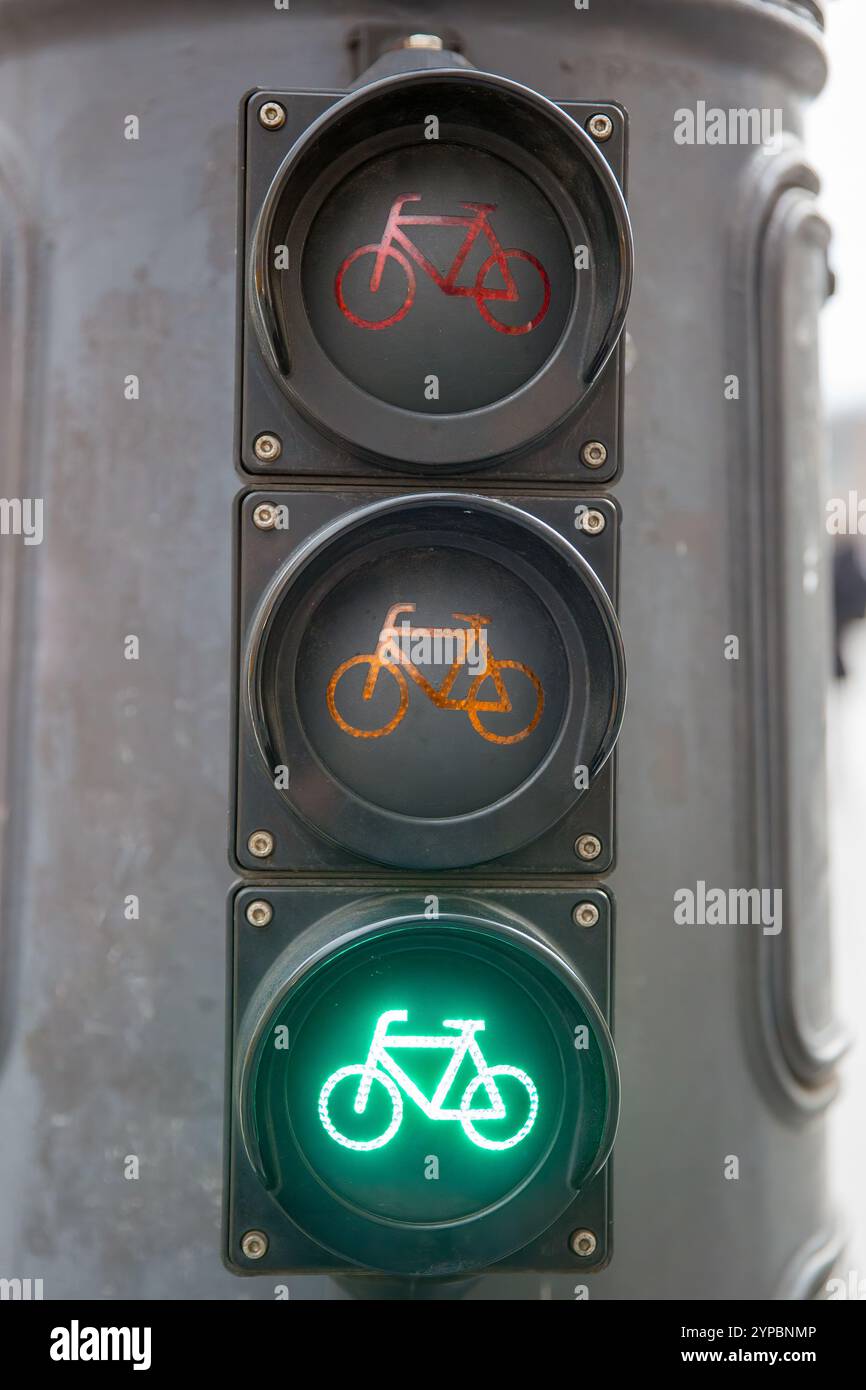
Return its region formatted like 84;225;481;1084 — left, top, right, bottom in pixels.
318;1009;540;1151
247;924;613;1231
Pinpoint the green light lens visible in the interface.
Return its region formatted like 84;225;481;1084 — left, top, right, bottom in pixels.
289;934;560;1221
242;920;616;1269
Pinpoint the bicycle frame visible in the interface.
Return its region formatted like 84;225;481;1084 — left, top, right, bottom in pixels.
370;194;519;303
371;602;504;712
354;1010;505;1120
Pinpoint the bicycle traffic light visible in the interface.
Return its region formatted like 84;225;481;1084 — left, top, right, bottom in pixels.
227;55;630;1282
233;490;623;874
238;69;631;479
227;887;617;1276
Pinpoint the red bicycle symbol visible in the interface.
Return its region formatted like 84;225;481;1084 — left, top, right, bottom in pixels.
335;193;551;335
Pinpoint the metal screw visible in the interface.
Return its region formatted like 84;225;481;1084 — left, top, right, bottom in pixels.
587;113;613;143
578;508;606;536
402;34;444;50
254;432;282;463
247;829;274;858
580;440;608;469
246;899;273;928
575;833;603;862
241;1230;269;1260
258;101;286;131
252;503;277;531
572;902;599;929
570;1228;598;1258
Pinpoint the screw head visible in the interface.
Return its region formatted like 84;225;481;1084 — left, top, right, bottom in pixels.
258;101;286;131
252;503;277;531
575;833;603;862
241;1229;269;1260
254;432;282;463
587;113;614;143
570;1228;598;1258
572;901;599;928
578;508;606;536
580;440;608;469
246;899;273;928
247;829;274;858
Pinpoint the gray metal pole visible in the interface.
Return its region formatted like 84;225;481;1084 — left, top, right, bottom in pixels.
0;0;842;1299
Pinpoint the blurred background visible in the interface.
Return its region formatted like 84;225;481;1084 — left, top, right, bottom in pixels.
808;0;866;1290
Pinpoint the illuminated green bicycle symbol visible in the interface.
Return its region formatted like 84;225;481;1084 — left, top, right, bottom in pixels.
318;1010;539;1153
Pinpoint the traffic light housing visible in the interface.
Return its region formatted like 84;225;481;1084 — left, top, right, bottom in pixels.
227;56;630;1283
225;886;617;1276
238;71;631;480
233;488;623;875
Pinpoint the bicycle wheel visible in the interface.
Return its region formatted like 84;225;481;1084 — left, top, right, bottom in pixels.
335;244;415;329
467;660;544;745
459;1065;539;1151
327;656;409;739
318;1065;403;1151
474;248;551;335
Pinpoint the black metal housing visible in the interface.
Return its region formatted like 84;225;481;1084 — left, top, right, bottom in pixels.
233;488;623;876
238;72;631;482
224;884;616;1277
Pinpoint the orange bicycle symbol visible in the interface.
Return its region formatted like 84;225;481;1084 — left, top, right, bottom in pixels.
326;604;544;745
335;194;551;335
